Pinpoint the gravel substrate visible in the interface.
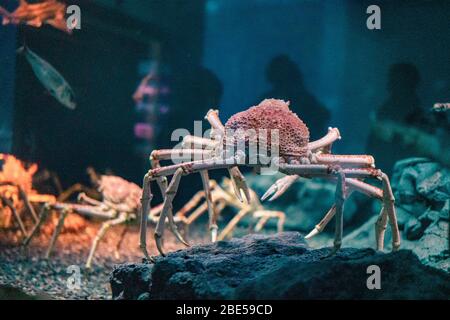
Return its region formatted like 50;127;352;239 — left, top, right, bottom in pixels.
0;217;196;300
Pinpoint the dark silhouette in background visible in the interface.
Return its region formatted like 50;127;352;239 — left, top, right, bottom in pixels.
166;66;223;138
259;55;330;140
161;66;224;207
375;63;424;124
366;63;426;175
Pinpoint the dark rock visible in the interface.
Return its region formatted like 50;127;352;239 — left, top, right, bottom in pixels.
110;232;450;299
344;158;449;272
109;263;152;300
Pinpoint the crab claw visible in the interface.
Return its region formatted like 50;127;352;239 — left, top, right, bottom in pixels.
304;227;320;239
170;224;190;247
155;233;166;257
261;175;300;201
228;167;251;203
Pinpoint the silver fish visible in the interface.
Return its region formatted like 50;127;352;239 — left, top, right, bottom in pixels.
18;46;76;109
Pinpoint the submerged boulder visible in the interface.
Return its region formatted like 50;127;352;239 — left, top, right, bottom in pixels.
110;232;450;300
344;158;449;272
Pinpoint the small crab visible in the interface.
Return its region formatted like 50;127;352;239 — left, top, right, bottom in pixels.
0;153;55;237
172;177;285;240
140;99;401;261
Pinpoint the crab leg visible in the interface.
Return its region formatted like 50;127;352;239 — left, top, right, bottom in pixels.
174;189;207;221
154;168;189;256
182;135;219;150
204;109;250;202
253;210;285;233
205;109;225;138
199;170;218;241
328;169;346;256
23;203;51;246
1;196;27;236
45;207;70;259
114;225;129;260
57;183;92;202
86;212;128;269
307;127;341;152
78;193;103;206
305;205;337;239
150;149;211;165
140;173;154;261
228;166;251;203
280;164;380;179
315;154;375;168
18;186;39;223
217;208;251;241
379;172;400;251
304;180;382;239
184;202;208;225
149;157;240;179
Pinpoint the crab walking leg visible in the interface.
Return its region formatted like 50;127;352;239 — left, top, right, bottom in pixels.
1;196;27;236
182;135;219;150
57;183;91;202
253;210;286;232
199;170;218;241
23;203;51;246
315;154;375;168
18;186;39;223
153;169;189;248
78;193;103;206
174;189;206;222
184;202;208;225
304;179;383;239
305;205;337;239
154;168;187;256
307;127;341;152
149;157;240;179
380;172;401;251
45;207;69;259
140;173;154;261
329;169;346;255
151;149;212;166
217;208;251;241
375;207;388;251
205;109;225;136
114;225;129;260
86;213;127;269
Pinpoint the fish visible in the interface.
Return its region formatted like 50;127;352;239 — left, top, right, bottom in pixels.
18;46;76;110
0;0;71;33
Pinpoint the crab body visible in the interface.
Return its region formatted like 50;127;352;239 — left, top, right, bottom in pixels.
224;99;310;162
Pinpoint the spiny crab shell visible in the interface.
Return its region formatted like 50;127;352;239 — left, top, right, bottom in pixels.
97;175;142;210
224;99;310;162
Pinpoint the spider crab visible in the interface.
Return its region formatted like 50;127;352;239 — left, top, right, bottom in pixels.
0;153;55;237
25;168;180;268
140;99;401;261
174;177;285;241
25;171;141;268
